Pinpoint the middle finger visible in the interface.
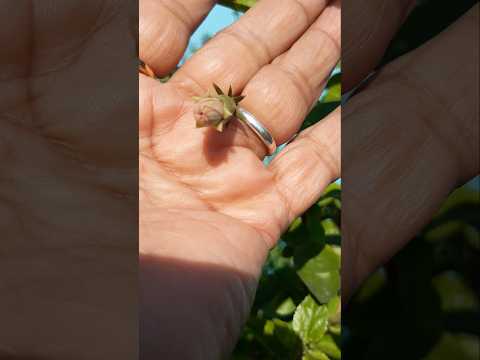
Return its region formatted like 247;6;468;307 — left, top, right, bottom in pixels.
171;0;329;95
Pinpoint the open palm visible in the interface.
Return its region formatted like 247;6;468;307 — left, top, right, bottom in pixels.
1;2;137;359
139;0;340;358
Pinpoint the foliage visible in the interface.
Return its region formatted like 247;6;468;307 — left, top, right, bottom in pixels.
218;2;342;358
301;71;341;130
343;183;480;360
219;0;257;13
232;183;342;359
222;1;479;359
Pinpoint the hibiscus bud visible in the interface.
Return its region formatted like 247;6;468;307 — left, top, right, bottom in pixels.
193;84;246;132
194;98;225;128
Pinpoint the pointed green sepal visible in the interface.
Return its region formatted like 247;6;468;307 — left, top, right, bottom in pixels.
213;83;224;95
234;95;245;103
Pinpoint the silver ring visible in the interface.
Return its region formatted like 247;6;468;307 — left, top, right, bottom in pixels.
237;107;277;155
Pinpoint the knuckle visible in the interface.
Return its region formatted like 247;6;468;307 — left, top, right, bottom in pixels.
310;27;341;59
301;132;339;177
218;26;272;67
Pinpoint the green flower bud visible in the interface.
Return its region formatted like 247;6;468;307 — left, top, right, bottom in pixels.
193;84;246;132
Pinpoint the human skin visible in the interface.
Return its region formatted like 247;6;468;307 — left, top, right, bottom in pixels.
1;0;475;359
0;1;340;358
341;2;479;300
139;0;340;358
0;1;137;359
140;0;478;357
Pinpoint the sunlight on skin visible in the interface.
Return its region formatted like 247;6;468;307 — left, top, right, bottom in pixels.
139;0;340;357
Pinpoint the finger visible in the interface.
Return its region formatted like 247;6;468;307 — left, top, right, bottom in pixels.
269;107;340;223
239;2;340;156
343;0;415;91
139;0;215;76
171;0;329;95
342;4;479;300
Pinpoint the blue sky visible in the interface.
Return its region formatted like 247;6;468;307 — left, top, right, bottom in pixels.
182;5;239;61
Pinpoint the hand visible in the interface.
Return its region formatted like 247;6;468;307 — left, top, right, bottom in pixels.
139;0;341;358
0;2;137;359
342;2;479;300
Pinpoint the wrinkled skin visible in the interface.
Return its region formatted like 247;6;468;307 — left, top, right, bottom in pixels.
141;0;478;356
341;1;479;299
3;0;475;359
0;0;341;359
0;2;137;359
139;0;340;358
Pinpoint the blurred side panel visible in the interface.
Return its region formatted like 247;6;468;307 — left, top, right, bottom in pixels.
342;1;479;359
0;1;138;359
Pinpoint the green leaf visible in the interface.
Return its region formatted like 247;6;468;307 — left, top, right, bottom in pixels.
307;208;326;243
264;319;303;356
323;73;341;103
322;219;340;236
296;245;341;304
432;271;479;312
315;334;341;359
293;238;324;269
234;183;341;359
321;182;341;197
298;245;340;273
328;324;341;336
264;242;292;271
288;217;303;232
303;351;330;360
293;297;341;360
219;0;257;12
283;217;309;248
302;101;340;130
326;296;341;323
276;297;297;317
293;296;329;345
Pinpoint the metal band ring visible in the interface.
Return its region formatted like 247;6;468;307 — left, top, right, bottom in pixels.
237;107;277;155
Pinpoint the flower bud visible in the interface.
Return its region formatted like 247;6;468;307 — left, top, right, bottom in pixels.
194;98;225;128
192;84;246;132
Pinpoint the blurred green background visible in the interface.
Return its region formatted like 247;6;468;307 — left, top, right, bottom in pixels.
345;1;479;359
183;1;478;359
